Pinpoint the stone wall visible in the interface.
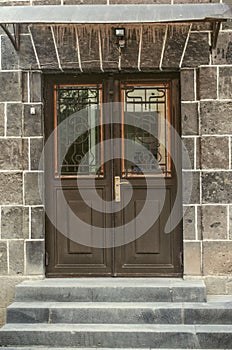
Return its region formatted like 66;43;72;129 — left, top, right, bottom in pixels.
0;0;232;327
0;62;44;326
182;0;232;294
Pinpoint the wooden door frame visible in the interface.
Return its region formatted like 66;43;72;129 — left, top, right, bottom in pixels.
44;72;183;278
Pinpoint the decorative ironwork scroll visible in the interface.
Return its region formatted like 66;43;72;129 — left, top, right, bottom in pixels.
122;83;171;177
54;85;103;177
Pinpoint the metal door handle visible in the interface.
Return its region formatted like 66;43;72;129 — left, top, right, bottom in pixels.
114;176;129;202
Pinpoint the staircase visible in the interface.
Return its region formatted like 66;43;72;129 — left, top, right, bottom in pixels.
0;278;232;349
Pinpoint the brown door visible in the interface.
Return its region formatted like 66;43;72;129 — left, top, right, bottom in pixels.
45;73;182;277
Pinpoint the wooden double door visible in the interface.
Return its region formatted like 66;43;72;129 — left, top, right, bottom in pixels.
45;73;182;277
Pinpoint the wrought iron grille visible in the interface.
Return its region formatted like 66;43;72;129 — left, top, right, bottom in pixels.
54;85;103;177
122;83;171;177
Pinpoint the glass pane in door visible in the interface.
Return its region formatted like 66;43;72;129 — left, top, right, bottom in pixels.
121;83;171;177
54;84;103;177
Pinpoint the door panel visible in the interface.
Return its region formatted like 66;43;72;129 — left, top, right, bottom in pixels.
45;73;182;277
45;75;112;277
134;200;160;254
113;76;182;276
55;189;110;273
115;186;177;276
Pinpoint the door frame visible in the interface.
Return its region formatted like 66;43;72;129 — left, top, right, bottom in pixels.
44;72;183;278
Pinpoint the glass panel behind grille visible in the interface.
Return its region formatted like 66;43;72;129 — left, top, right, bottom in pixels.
122;84;171;177
55;85;103;177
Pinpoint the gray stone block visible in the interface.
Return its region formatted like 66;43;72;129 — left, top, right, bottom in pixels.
0;1;30;5
0;276;30;314
181;102;199;136
203;241;232;275
201;101;232;135
0;172;23;205
230;205;232;240
185;306;232;325
30;73;42;103
1;35;19;70
14;279;206;303
34;0;62;4
0;104;5;136
197;325;232;349
182;138;194;169
25;240;44;275
212;32;232;65
7;303;49;324
31;207;45;239
22;72;29;103
9;240;24;275
12;299;232;326
0;72;21;102
30;138;43;170
0;241;8;275
0;323;200;348
23;105;43;137
0;308;6;328
162;25;190;68
180;69;195;101
54;26;80;70
140;25;166;70
19;35;38;70
183;206;196;240
24;172;43;205
123;0;173;2
1;206;29;239
219;66;232;100
202;172;232;204
108;0;170;2
0;139;28;170
7;302;182;325
182;171;200;204
205;276;227;295
6;103;23;137
182;32;210;67
201;136;229;169
197;66;217;100
30;26;59;70
174;0;219;3
183;242;202;276
64;0;106;3
172;285;206;302
202;205;228;240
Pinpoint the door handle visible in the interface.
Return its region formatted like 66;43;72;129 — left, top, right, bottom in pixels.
114;176;129;202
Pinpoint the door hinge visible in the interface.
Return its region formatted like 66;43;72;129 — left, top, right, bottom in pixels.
45;252;49;266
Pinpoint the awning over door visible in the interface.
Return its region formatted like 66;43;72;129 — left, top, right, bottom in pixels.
0;3;231;70
0;3;231;24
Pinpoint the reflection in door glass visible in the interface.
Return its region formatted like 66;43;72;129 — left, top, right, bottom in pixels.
54;85;103;177
122;84;171;177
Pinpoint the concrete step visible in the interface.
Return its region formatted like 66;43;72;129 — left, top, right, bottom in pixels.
14;278;206;303
6;301;232;324
0;323;232;348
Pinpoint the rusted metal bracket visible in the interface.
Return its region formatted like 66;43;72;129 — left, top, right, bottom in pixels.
211;21;221;49
0;23;20;51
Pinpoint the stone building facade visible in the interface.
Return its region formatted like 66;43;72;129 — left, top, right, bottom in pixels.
0;0;232;327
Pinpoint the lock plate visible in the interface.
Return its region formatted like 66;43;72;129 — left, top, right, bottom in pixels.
114;176;121;202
